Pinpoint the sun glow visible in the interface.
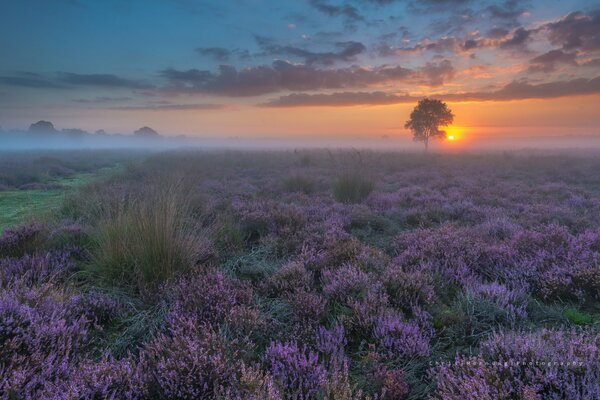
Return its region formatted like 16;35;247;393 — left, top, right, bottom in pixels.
445;126;462;141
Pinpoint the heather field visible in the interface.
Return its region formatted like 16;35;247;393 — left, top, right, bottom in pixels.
2;149;600;399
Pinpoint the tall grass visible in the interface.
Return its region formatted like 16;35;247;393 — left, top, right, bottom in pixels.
88;179;203;294
332;172;374;203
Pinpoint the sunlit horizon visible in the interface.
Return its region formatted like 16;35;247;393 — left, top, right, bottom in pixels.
1;1;599;144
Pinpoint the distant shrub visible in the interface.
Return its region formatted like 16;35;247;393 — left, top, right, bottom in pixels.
283;174;316;194
88;182;204;293
332;172;374;203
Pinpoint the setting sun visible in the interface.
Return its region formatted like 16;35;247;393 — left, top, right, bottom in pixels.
444;126;462;142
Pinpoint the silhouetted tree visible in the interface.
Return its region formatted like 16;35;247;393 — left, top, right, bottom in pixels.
29;120;58;134
134;126;160;138
404;98;454;151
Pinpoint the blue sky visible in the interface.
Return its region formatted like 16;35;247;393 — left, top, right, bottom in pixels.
1;0;599;137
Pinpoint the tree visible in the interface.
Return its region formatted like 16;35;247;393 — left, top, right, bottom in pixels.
29;120;58;134
134;126;160;138
404;98;454;151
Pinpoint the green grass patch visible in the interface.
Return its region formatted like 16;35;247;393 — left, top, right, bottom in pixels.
0;167;118;232
564;307;594;325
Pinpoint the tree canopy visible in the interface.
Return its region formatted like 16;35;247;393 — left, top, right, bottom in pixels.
404;99;454;150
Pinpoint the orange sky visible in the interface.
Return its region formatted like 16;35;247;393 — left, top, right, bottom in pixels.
30;94;597;141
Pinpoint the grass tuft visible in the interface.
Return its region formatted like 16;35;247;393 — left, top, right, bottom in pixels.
332;172;374;204
87;179;204;294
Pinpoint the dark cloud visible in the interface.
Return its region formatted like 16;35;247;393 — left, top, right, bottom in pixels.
260;75;600;107
543;10;600;51
72;96;132;104
406;0;472;15
308;0;363;21
0;72;66;89
110;103;223;111
197;47;232;61
487;27;510;39
256;38;366;65
415;60;455;86
260;91;417;107
487;0;528;26
463;76;600;101
498;27;532;51
196;47;250;61
377;36;463;55
160;61;408;96
160;59;452;97
528;49;578;73
57;72;153;89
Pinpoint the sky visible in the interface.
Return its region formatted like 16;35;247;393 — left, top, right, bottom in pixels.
1;0;599;141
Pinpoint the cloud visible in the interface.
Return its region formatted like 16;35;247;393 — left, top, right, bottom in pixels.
110;103;223;111
543;10;600;51
308;0;363;21
260;75;600;107
72;96;133;104
160;59;453;97
196;47;232;61
528;49;577;73
406;0;473;14
57;72;153;89
256;37;366;65
196;47;250;61
470;76;600;101
260;91;417;107
486;0;529;26
159;61;409;96
498;27;532;51
0;72;66;89
414;60;455;86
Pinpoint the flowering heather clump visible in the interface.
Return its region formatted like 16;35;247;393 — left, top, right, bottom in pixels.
59;355;148;400
433;329;600;399
266;261;313;295
0;287;91;399
0;250;76;288
321;263;371;303
143;313;242;399
65;290;121;327
383;265;435;312
316;325;347;365
374;313;430;358
167;269;253;324
0;221;44;257
266;341;327;398
286;288;327;326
